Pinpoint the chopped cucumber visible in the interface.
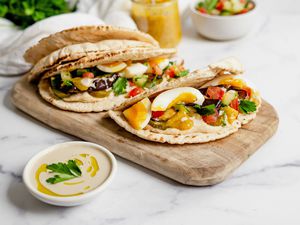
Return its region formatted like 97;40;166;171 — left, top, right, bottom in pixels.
60;71;72;80
89;90;111;98
222;90;238;105
133;75;148;87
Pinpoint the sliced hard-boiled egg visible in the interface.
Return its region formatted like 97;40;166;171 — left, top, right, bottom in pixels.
123;63;148;78
201;74;257;90
123;98;151;130
97;62;127;73
148;58;170;71
80;78;95;88
151;87;205;112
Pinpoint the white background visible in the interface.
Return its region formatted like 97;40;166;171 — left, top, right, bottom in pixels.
1;0;300;224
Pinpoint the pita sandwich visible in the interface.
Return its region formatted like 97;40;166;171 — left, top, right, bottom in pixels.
25;26;218;112
24;25;159;65
108;58;261;144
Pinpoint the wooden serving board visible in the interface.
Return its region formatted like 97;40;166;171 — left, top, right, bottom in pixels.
11;77;279;186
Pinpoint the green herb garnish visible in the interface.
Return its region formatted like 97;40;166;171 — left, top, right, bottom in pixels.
0;0;77;29
194;104;216;115
176;70;189;77
113;77;128;95
239;100;256;114
62;80;73;87
46;160;81;184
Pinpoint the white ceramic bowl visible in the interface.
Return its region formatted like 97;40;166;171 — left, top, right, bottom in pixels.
189;1;258;40
23;141;117;206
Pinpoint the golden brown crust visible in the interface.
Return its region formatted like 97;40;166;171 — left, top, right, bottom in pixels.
24;25;159;64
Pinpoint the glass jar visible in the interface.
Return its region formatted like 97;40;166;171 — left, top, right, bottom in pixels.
131;0;182;48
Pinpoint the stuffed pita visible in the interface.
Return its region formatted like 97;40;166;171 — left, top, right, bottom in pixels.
108;58;261;144
25;25;221;112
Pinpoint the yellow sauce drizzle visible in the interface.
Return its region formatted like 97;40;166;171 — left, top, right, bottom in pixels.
75;159;83;166
87;166;92;173
90;156;99;177
80;153;88;158
84;186;90;190
64;180;84;185
35;164;83;197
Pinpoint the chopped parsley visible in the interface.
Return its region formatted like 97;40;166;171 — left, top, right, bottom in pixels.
176;70;189;77
113;77;128;95
194;104;216;115
239;100;256;114
46;160;82;184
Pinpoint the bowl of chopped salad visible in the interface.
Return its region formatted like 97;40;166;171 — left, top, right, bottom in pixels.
190;0;257;40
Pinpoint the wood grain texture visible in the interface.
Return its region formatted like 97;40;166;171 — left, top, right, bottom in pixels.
11;76;279;186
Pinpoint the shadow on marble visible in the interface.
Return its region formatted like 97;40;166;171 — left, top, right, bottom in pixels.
7;179;72;212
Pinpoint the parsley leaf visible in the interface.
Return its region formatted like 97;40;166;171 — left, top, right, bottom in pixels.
46;160;82;184
194;104;216;115
176;70;189;77
239;100;256;114
113;77;128;95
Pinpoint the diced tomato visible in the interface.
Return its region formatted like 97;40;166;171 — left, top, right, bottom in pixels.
82;72;94;78
239;8;249;14
207;86;225;100
198;7;207;14
165;66;176;78
240;0;246;3
216;2;224;11
152;111;164;118
128;81;136;87
202;109;218;125
243;87;252;98
230;98;239;111
128;87;144;97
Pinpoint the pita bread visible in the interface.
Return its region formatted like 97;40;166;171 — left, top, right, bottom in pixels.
38;69;216;112
28;40;158;82
24;25;159;65
108;58;262;144
209;57;244;75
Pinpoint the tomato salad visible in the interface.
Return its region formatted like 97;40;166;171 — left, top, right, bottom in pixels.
196;0;255;16
49;58;189;100
149;78;259;130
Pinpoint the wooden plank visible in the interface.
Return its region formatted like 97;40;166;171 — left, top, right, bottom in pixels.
11;76;279;186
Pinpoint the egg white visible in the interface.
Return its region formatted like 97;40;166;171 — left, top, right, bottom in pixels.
123;63;148;78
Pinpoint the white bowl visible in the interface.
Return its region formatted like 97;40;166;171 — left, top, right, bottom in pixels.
189;1;258;40
23;141;117;206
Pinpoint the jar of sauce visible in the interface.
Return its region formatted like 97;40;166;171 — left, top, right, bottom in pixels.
131;0;182;48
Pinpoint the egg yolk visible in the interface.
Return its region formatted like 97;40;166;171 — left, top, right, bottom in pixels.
219;78;247;89
123;101;148;130
167;93;197;109
150;58;166;65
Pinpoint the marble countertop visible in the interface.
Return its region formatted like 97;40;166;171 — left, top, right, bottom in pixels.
1;1;300;224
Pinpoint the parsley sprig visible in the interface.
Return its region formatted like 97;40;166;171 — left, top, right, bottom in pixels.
194;104;216;115
46;160;82;184
113;77;128;96
239;100;256;114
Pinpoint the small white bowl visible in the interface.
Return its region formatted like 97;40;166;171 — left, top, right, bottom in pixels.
189;1;258;40
23;141;117;207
